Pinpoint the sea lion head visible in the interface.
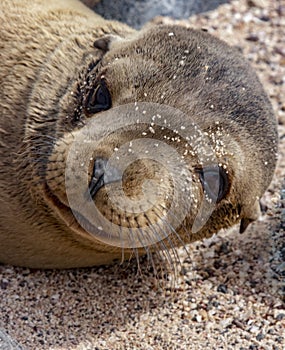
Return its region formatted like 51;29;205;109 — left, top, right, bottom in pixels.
28;25;278;256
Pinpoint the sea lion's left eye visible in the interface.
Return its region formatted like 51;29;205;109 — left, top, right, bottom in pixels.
85;81;112;114
199;166;229;203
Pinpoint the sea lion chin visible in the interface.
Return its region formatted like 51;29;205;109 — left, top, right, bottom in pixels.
0;0;278;268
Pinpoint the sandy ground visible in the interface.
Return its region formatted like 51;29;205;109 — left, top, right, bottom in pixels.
92;0;229;28
0;0;284;349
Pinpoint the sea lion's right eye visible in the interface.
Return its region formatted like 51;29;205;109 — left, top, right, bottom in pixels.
198;166;229;203
85;81;112;114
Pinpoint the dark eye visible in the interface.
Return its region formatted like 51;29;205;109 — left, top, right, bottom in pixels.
85;81;112;114
198;166;229;203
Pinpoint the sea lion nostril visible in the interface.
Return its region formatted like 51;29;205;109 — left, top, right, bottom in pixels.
89;158;106;198
88;158;121;199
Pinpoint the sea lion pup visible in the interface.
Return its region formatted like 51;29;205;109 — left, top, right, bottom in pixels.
0;0;278;268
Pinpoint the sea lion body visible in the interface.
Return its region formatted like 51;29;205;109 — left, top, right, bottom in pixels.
0;0;278;268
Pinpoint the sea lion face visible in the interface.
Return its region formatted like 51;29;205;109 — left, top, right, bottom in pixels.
40;25;277;252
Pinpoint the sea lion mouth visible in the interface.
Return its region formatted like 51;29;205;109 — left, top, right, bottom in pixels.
43;182;78;226
43;181;111;246
43;175;174;250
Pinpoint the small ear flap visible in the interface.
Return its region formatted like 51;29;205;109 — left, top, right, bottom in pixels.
93;35;122;52
239;200;261;234
239;217;254;234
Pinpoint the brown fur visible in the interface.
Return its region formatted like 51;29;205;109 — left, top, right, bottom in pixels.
0;0;278;268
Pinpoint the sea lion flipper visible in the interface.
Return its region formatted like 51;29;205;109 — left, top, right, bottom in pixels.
239;200;261;233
